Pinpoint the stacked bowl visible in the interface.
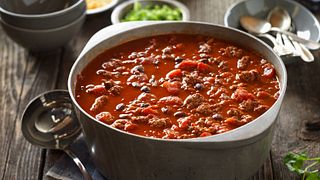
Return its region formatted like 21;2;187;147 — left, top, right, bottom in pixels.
0;0;86;51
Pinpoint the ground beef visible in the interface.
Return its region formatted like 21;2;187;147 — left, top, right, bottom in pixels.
217;61;229;71
90;95;109;112
109;85;123;96
239;99;259;111
161;106;173;114
158;96;183;106
131;115;150;124
241;115;254;123
162;46;173;54
86;84;108;95
183;93;205;109
127;73;149;82
96;70;112;78
111;119;129;129
182;72;202;86
196;103;215;115
194;118;205;126
102;59;122;69
254;105;269;113
95;112;114;124
227;108;242;117
128;52;147;59
237;56;250;70
237;70;259;82
148;117;170;128
137;93;157;104
198;43;212;53
219;46;243;58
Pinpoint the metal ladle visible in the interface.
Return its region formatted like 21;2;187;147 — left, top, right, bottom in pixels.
240;15;320;50
21;90;92;180
267;6;314;62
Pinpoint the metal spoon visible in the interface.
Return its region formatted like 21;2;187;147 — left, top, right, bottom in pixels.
21;90;92;180
257;33;292;56
240;15;320;50
267;7;314;62
267;7;295;56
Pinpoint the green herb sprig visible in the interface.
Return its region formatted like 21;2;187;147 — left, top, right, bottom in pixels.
284;152;320;180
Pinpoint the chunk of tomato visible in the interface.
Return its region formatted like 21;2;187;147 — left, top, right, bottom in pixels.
231;88;255;102
175;60;198;70
166;69;182;79
200;132;212;137
124;122;138;131
178;117;190;129
162;81;181;94
197;62;212;73
141;107;159;115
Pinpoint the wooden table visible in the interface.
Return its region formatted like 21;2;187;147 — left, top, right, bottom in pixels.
1;0;320;179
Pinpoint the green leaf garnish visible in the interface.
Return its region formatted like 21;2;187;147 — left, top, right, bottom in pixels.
284;152;320;180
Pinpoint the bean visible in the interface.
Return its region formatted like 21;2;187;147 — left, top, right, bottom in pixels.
132;82;141;88
131;65;144;74
212;113;223;120
194;83;204;90
141;86;151;93
104;80;114;89
174;111;187;118
174;57;184;64
116;103;125;111
140;103;150;107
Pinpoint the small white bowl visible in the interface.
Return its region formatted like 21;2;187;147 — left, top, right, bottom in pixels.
86;0;119;15
111;0;190;24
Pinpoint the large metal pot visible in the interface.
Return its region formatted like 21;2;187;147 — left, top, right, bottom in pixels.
68;22;287;180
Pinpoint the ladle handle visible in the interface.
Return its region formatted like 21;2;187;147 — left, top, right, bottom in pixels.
64;148;93;180
270;27;320;50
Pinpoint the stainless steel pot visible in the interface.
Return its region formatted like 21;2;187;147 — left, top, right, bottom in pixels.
67;22;287;180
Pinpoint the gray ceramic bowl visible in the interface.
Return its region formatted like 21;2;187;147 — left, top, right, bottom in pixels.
0;12;85;51
111;0;190;24
66;21;287;180
0;0;86;30
224;0;320;44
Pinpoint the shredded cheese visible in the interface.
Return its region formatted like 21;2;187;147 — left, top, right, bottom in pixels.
86;0;112;10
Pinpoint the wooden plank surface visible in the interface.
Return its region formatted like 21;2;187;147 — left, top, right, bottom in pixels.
0;0;319;180
0;25;63;179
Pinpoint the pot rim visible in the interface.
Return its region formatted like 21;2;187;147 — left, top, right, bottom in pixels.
68;21;287;144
